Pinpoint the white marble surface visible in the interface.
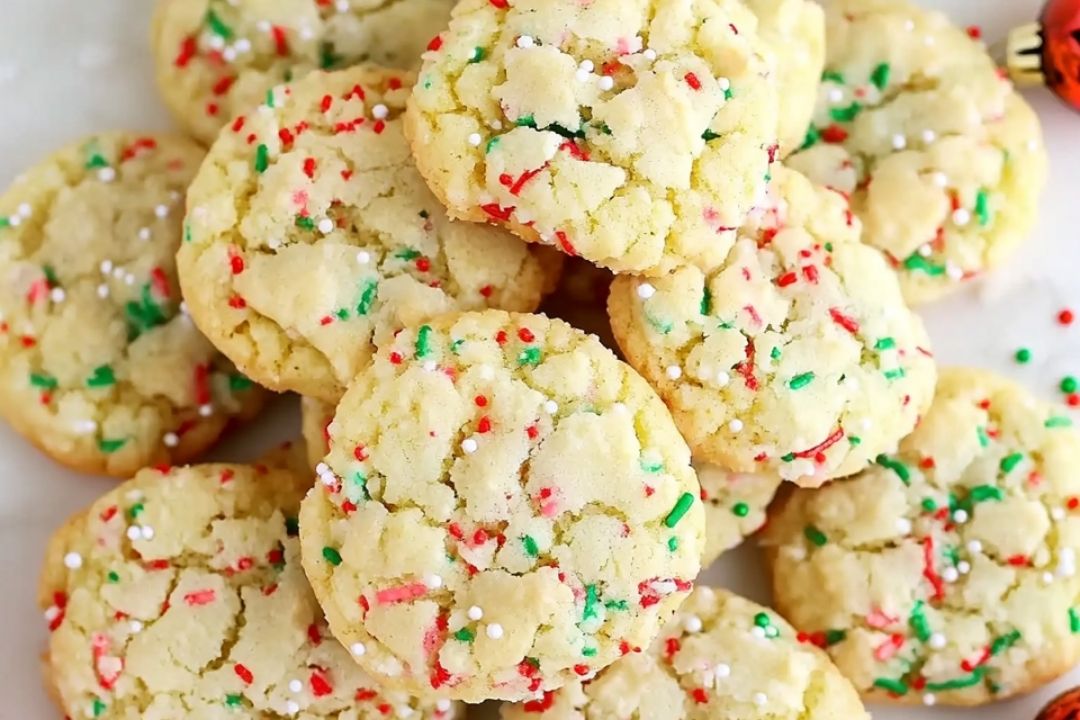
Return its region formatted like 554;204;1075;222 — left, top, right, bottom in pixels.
1;0;1078;718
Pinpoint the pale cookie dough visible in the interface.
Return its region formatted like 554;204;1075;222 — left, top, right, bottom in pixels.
697;463;781;565
499;586;869;719
39;464;460;719
151;0;455;144
405;0;782;276
178;65;562;403
539;258;617;353
786;0;1047;304
608;168;936;487
763;368;1080;706
744;0;825;157
0;133;265;478
302;396;335;471
299;310;704;702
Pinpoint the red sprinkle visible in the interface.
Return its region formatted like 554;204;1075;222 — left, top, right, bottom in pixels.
303;157;317;179
271;25;289;56
821;124;849;143
1059;309;1075;326
523;691;556;713
573;664;590;676
310;671;333;697
354;445;369;461
684;72;702;90
776;271;798;288
691;688;709;704
477;416;492;433
427;35;444;52
234;664;254;685
174;36;197;67
228;294;247;309
489;0;509;7
229;253;244;275
212;75;236;96
828;307;860;335
184;589;216;606
479;284;494;298
474;395;488;407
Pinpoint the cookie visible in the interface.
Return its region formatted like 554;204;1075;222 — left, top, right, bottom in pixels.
763;368;1080;706
745;0;825;157
258;438;313;476
786;0;1047;304
538;259;617;353
499;586;869;719
301;395;335;471
405;0;782;276
608;167;936;487
0;133;265;477
697;463;780;565
39;464;460;719
151;0;455;144
177;65;562;403
299;310;704;702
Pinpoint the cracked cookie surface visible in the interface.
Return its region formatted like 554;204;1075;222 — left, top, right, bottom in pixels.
39;463;460;719
608;167;936;487
405;0;781;276
696;463;780;565
178;66;561;403
152;0;455;144
786;0;1046;304
299;310;704;702
0;132;265;477
499;586;868;719
763;368;1080;706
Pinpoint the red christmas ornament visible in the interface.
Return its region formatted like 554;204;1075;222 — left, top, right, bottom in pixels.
1005;0;1080;111
1036;686;1080;720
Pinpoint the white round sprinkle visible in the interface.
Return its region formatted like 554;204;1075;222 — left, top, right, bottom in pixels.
952;208;971;227
891;134;907;150
317;218;335;234
126;526;141;541
896;518;913;535
957;561;971;574
636;282;656;299
728;419;743;433
98;167;116;183
97;284;110;298
942;567;959;583
918;243;932;257
929;633;946;650
335;0;350;10
543;400;558;414
129;620;143;633
163;432;179;448
717;77;731;91
1043;571;1055;585
286;701;300;715
966;539;983;554
112;267;124;280
923;693;937;706
50;288;65;303
931;171;948;188
100;260;113;274
154;204;169;219
425;573;443;589
516;35;535;49
44;607;60;622
486;623;504;639
643;48;657;61
945;262;963;280
17;202;31;218
467;605;484;621
921;129;937;144
952;509;969;524
827;87;844;103
74;420;98;435
63;552;83;569
138;227;151;241
467;133;482;147
235;38;252;53
665;365;682;380
1052;507;1067;521
715;663;731;678
716;371;730;387
753;693;767;706
350;642;366;656
684;615;703;633
372;104;389;119
356;250;370;264
461;437;478;454
436;699;452;712
141;525;155;540
288;679;303;693
6;214;19;227
598;76;614;91
579;60;594;73
751;626;766;640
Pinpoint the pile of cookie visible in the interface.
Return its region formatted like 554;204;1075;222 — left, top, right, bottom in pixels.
2;0;1076;716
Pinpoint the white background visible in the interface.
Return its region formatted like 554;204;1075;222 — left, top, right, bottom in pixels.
1;1;1078;718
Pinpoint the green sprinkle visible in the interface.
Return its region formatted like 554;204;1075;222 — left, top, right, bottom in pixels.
455;628;475;642
0;217;9;229
1013;347;1032;364
522;535;539;558
1062;376;1078;394
822;70;846;84
107;571;120;583
285;517;299;536
229;374;253;392
723;87;733;101
469;47;486;63
732;502;750;517
450;339;465;354
667;536;679;552
254;144;270;173
870;62;891;90
700;287;712;316
582;646;597;657
353;280;378;317
829;102;862;123
127;503;144;519
848;435;862;446
582;585;599;622
485;137;500;154
295;216;315;231
321;547;343;566
42;265;58;286
1069;608;1080;633
903;253;947;276
664;493;695;528
804;525;828;547
873;678;909;696
184;223;192;242
800;125;820;150
604;600;628;611
977;425;990;447
788;371;815;390
395;248;422;261
754;612;771;628
874;337;896;351
30;373;57;389
98;438;127;454
975;188;991;226
515;114;537;128
225;694;243;708
921;497;938;512
908;600;931;641
925;668;986;692
319;41;340;70
1047;416;1074;428
884;368;906;380
349;472;369;501
92;698;108;717
970;484;1003;502
990;629;1021;656
702;129;721;142
518;347;542;367
265;87;276;108
548;123;585;140
770;346;781;361
640;458;664;473
876;454;911;485
205;9;234;38
646;314;673;335
594;122;612;135
999;452;1024;474
125;284;169;337
85;152;109;170
825;629;847;646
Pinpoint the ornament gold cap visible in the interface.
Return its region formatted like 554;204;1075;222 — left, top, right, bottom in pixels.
1003;21;1047;86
